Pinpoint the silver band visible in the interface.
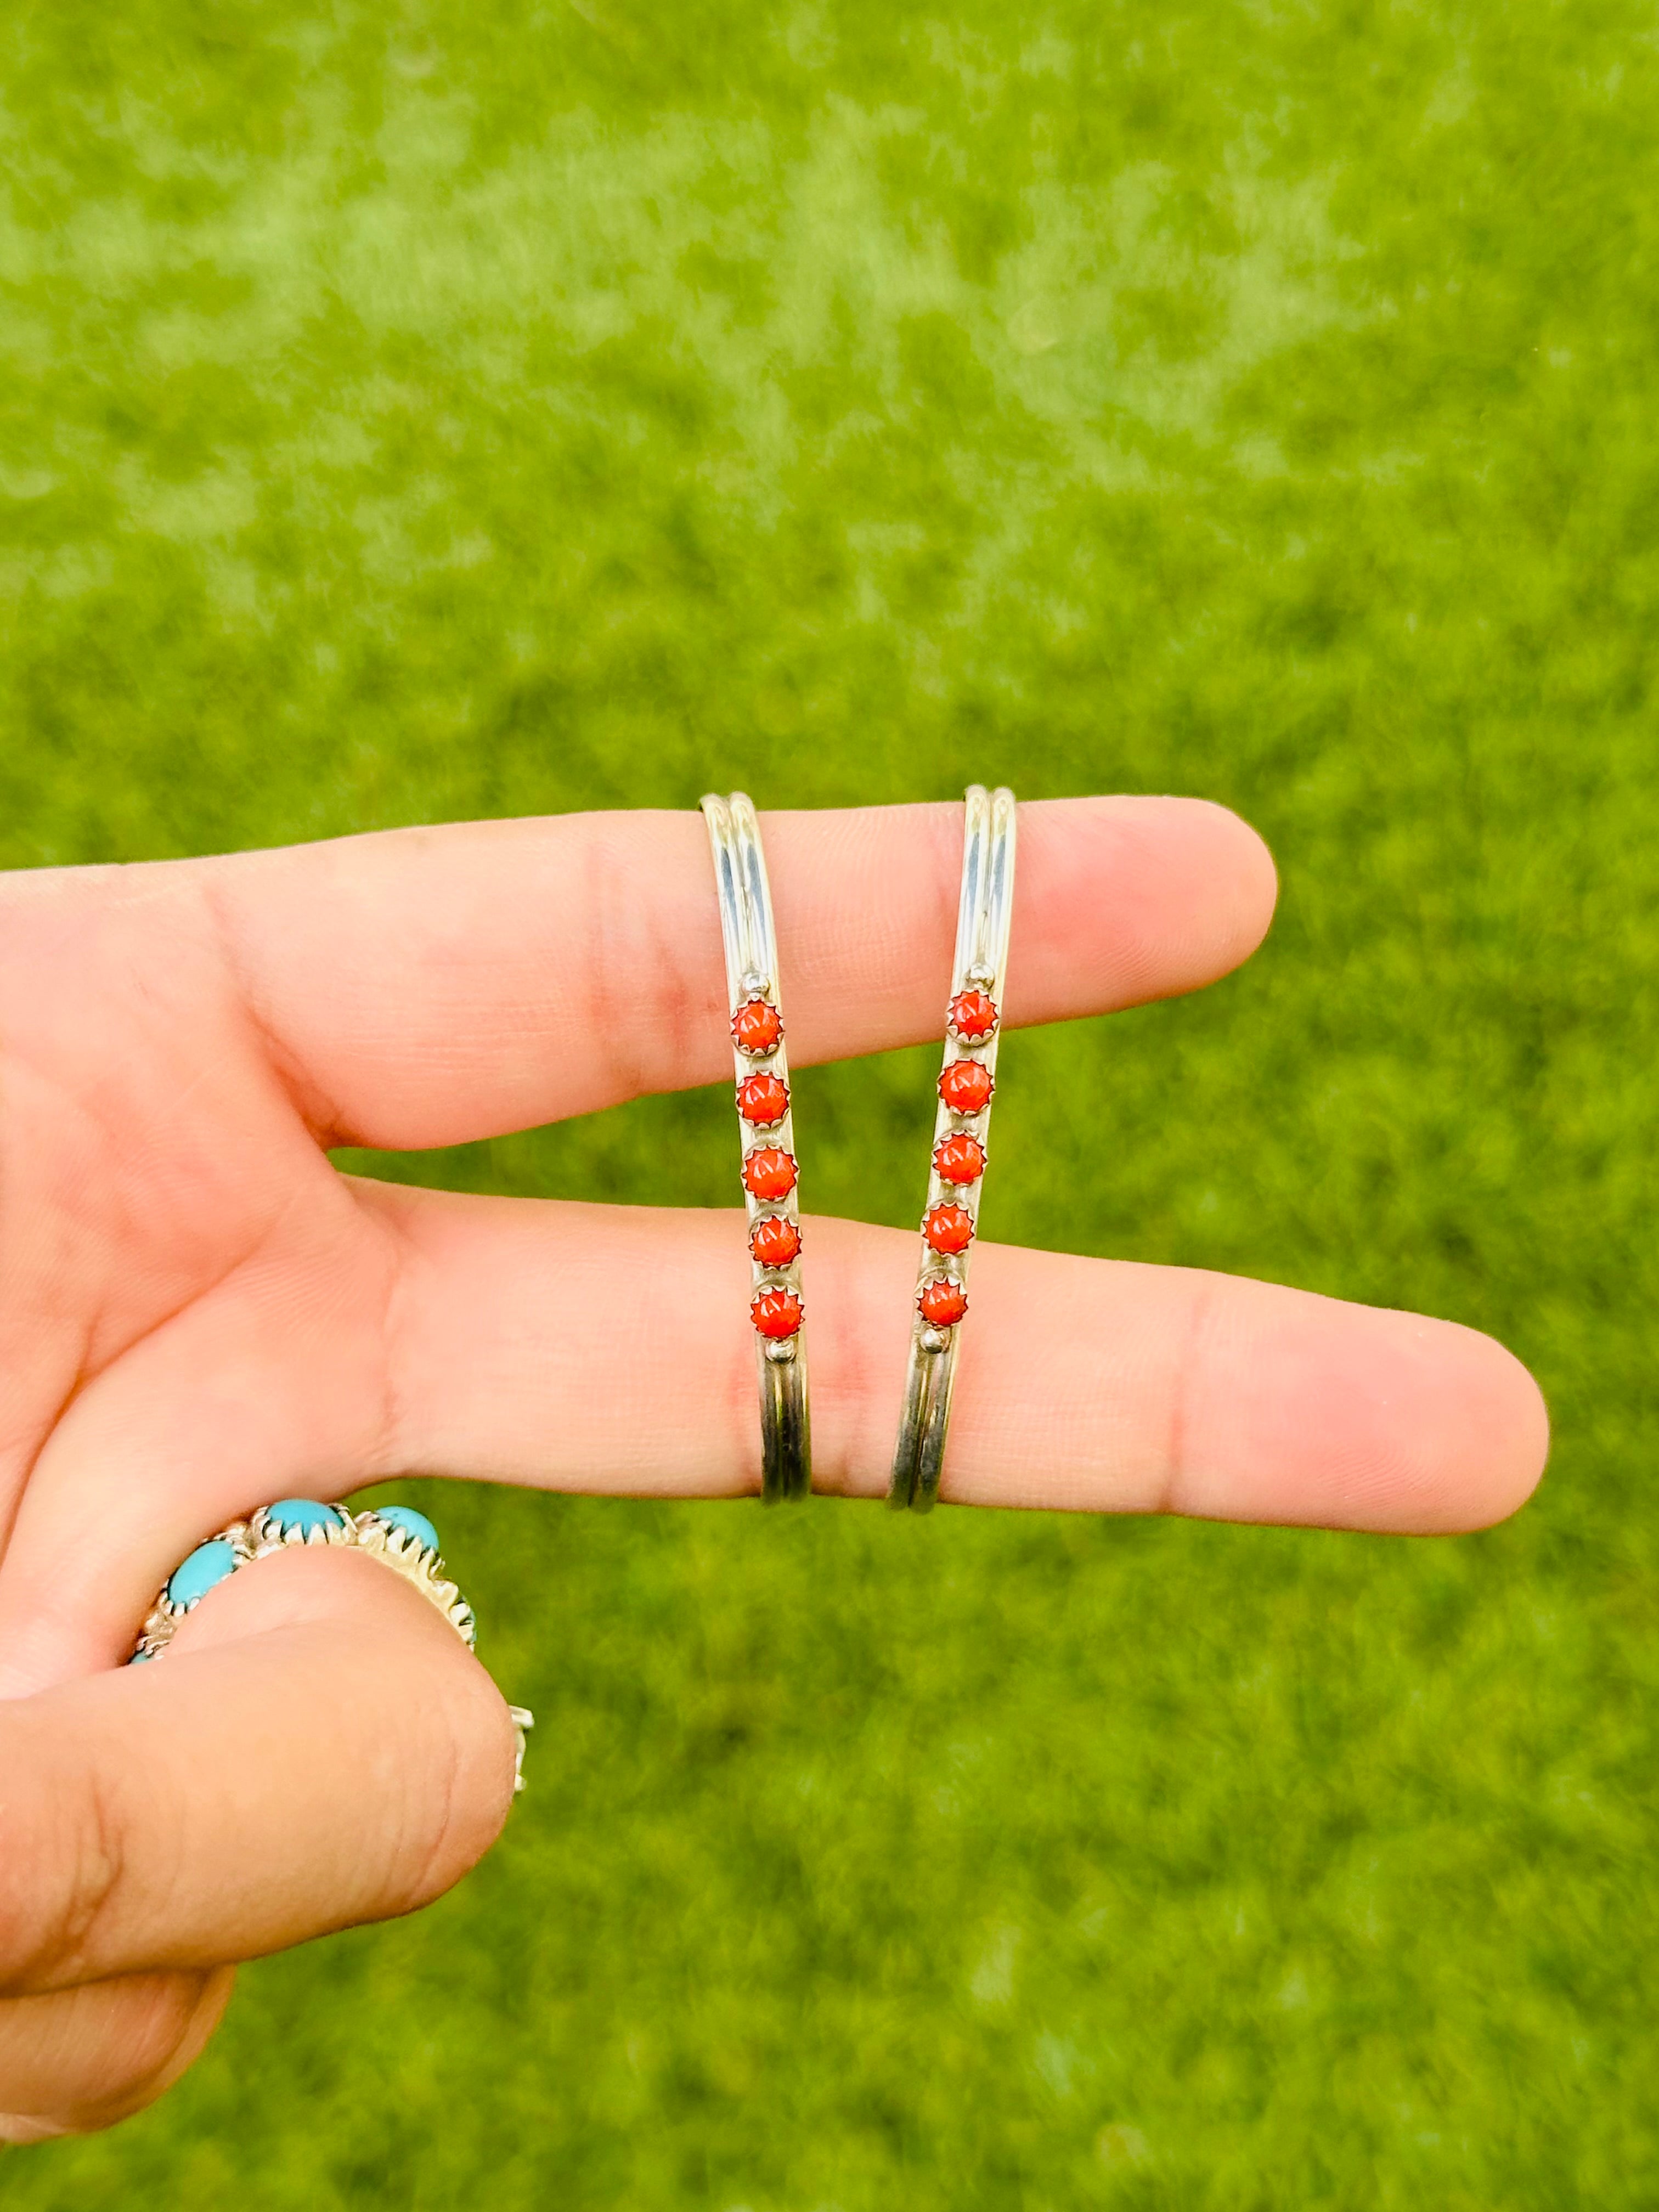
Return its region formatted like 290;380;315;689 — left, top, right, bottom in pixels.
701;792;811;1502
890;785;1017;1511
130;1503;533;1792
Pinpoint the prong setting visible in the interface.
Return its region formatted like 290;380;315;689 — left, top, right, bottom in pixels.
703;793;811;1500
890;786;1016;1511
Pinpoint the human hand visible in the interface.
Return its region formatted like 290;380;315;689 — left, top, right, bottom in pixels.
0;799;1547;2137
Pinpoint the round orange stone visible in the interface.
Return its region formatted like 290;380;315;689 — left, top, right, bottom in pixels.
918;1276;968;1327
742;1146;798;1201
947;989;998;1043
752;1284;804;1339
938;1058;994;1115
749;1214;802;1267
923;1203;974;1255
736;1071;789;1126
933;1131;986;1186
732;998;783;1056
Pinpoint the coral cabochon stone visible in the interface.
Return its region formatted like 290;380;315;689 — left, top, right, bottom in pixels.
752;1284;804;1339
947;989;998;1042
918;1276;969;1327
938;1058;995;1114
743;1147;798;1201
732;999;783;1056
749;1214;803;1267
933;1131;987;1186
923;1203;975;1255
736;1071;789;1126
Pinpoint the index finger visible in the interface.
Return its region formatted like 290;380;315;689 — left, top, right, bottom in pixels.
184;796;1276;1148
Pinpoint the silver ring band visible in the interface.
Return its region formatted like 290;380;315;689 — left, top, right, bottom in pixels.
889;785;1017;1511
701;792;811;1502
129;1500;533;1792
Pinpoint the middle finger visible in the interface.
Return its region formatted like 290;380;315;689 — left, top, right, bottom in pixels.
0;1196;1547;1688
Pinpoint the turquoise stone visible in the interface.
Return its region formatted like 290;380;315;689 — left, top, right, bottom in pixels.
166;1537;239;1611
266;1498;348;1538
128;1648;156;1664
375;1505;439;1554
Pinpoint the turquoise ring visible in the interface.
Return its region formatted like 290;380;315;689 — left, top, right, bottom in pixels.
129;1499;533;1791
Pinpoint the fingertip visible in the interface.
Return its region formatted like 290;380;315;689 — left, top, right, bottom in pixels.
1013;795;1278;1022
1344;1308;1550;1536
1138;794;1279;982
1192;798;1279;961
1295;1305;1549;1536
1420;1320;1550;1533
1168;1278;1548;1537
410;1649;522;1906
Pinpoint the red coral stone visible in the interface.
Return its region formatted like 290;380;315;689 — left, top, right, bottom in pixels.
736;1071;789;1126
749;1214;802;1267
918;1276;968;1327
923;1203;974;1255
933;1131;987;1186
947;989;999;1042
732;998;783;1056
938;1058;994;1115
742;1146;798;1201
752;1284;804;1339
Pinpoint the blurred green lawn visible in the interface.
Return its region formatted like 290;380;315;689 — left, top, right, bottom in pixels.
4;1;1657;2204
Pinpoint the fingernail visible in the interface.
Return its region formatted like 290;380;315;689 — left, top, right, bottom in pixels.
0;2114;69;2145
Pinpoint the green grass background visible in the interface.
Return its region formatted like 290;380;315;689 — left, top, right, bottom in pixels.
3;0;1657;2203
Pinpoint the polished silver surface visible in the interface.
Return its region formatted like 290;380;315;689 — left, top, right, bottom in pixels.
890;785;1017;1511
701;792;811;1502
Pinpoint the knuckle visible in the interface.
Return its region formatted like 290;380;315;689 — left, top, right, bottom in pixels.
577;823;719;1105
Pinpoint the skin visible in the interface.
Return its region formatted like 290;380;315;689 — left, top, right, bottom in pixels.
0;797;1549;2140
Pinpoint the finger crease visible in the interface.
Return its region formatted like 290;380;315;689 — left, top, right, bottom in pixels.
48;1761;128;1987
360;1200;419;1480
195;870;352;1144
1162;1276;1216;1519
578;830;718;1105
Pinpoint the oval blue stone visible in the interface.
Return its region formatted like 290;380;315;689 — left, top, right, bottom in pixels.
266;1498;348;1538
128;1648;156;1664
166;1537;239;1611
375;1506;439;1554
